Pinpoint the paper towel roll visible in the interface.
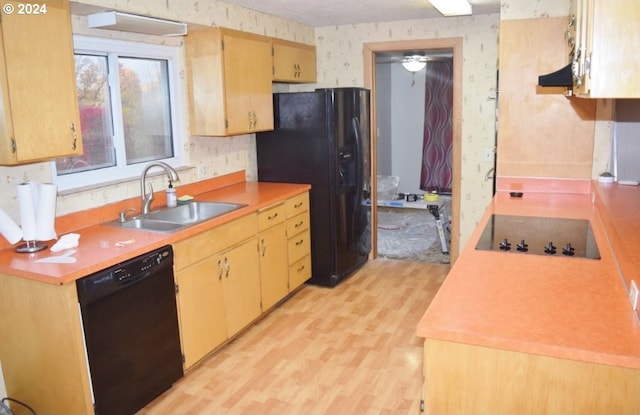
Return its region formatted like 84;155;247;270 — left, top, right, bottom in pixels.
17;182;37;241
0;207;23;244
35;183;57;241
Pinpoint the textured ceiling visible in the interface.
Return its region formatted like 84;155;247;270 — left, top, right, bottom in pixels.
220;0;501;27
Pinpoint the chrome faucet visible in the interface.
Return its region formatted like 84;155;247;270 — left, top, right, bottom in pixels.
140;162;179;215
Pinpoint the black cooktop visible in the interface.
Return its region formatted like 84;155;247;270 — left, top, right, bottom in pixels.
475;215;600;259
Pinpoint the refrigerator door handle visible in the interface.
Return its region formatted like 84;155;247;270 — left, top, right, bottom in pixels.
352;117;364;216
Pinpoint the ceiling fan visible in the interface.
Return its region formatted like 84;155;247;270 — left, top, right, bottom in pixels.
401;52;429;72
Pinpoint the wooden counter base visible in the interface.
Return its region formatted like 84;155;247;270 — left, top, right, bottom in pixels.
423;339;640;415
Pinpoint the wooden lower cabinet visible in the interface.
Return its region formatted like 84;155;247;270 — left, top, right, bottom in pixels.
422;339;640;414
219;238;261;337
175;256;227;369
0;274;93;415
285;193;311;290
174;193;310;369
289;254;311;290
259;223;289;310
258;203;288;310
174;213;260;369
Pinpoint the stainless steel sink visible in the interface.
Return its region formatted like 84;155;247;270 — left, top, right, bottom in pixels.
110;201;247;233
146;201;246;224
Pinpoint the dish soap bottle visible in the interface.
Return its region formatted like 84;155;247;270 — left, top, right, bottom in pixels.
166;181;177;208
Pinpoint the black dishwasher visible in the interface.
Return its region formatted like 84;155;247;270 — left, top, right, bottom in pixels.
77;245;183;415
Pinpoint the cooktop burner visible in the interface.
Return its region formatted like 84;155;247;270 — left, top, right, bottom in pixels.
475;215;600;259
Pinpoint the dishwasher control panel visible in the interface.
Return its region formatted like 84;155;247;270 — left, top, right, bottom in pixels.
76;245;173;305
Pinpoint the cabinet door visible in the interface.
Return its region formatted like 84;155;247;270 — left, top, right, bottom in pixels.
259;223;289;310
0;0;82;164
222;32;273;135
272;39;317;83
588;0;640;97
221;239;261;337
176;257;227;369
573;0;640;97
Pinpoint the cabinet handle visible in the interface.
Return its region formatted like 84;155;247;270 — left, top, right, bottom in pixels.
295;238;304;246
261;238;267;256
268;212;278;220
294;202;303;208
248;110;257;129
70;122;78;150
294;220;304;228
224;257;230;278
294;63;301;78
10;138;16;154
297;264;305;272
217;259;224;280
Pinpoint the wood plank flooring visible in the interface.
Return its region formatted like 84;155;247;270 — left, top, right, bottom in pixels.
140;258;449;415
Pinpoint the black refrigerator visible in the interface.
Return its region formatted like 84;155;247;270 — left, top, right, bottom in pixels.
257;88;371;287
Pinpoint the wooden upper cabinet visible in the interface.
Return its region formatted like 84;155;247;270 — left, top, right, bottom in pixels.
572;0;640;98
0;0;82;165
497;17;596;179
272;38;317;83
186;27;274;136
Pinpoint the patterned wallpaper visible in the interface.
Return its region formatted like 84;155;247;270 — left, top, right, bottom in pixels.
314;14;500;248
0;0;313;221
0;0;611;253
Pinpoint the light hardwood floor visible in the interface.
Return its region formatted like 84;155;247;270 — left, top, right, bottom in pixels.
140;258;449;415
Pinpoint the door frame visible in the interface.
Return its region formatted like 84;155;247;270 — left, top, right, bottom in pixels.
363;38;462;262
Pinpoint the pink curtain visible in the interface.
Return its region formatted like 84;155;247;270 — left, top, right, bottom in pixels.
420;59;453;194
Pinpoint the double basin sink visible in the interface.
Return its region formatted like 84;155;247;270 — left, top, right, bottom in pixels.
112;201;247;233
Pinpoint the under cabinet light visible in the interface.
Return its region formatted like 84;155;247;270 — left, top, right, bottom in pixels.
428;0;472;16
87;11;187;37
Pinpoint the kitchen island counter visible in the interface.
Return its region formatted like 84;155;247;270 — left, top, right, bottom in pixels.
416;178;640;413
417;179;640;368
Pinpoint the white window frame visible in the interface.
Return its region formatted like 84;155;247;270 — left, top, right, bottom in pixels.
51;35;184;191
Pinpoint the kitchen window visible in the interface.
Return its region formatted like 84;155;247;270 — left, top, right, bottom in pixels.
52;36;183;191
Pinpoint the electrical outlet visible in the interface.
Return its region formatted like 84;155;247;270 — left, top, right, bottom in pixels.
483;148;493;162
629;280;639;311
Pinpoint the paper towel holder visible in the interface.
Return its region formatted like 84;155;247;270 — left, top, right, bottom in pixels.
16;240;47;253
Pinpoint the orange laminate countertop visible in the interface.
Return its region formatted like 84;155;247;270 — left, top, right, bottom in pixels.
0;178;310;285
417;180;640;370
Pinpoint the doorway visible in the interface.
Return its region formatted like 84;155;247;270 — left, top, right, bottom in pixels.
363;38;462;263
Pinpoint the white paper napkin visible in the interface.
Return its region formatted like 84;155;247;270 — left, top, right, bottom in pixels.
50;233;80;252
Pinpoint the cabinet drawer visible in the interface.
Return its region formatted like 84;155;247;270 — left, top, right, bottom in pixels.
287;229;310;265
286;212;309;236
257;203;285;232
289;254;311;289
173;214;257;271
285;193;309;217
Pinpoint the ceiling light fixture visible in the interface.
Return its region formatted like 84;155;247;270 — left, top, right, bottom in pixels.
402;53;428;72
87;11;187;36
428;0;472;16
